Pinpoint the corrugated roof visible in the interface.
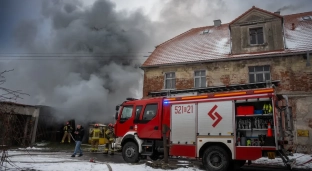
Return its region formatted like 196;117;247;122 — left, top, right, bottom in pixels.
0;101;38;108
142;8;312;67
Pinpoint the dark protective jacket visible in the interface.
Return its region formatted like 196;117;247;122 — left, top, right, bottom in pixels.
105;127;115;141
74;126;85;141
63;124;73;133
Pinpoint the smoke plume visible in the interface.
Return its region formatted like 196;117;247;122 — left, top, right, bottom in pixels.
4;0;153;124
1;0;311;125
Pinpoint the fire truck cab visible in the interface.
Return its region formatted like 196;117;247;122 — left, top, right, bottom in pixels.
114;82;295;171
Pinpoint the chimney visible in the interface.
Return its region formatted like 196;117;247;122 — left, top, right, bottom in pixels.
214;19;221;27
291;23;295;30
274;11;280;15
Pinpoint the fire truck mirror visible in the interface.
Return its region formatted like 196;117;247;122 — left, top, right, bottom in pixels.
115;112;118;120
115;105;120;111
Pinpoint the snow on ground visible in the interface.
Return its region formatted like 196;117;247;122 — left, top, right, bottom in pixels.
18;146;50;150
254;153;312;170
1;150;312;170
2;150;201;171
110;164;199;171
35;142;50;147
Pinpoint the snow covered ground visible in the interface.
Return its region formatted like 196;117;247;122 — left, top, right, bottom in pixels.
1;150;312;170
1;151;201;171
253;153;312;170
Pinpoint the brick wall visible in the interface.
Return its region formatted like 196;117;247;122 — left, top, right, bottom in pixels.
143;55;312;151
143;55;312;96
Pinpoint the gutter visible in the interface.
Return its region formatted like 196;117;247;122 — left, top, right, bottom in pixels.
140;51;309;69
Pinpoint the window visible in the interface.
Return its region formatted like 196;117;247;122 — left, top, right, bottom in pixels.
120;106;133;120
302;16;311;21
134;105;143;120
142;104;158;121
202;29;209;34
164;72;175;89
194;70;206;88
249;66;271;83
249;27;264;45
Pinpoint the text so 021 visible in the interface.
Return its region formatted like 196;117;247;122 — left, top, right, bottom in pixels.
174;104;195;114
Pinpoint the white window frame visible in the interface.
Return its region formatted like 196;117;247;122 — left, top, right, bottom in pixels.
164;72;176;90
248;65;271;83
194;70;206;88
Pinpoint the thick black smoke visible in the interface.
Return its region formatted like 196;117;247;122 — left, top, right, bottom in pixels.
4;0;153;124
1;0;311;125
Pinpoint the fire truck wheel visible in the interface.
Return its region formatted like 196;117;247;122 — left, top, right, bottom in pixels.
122;141;140;163
202;146;230;171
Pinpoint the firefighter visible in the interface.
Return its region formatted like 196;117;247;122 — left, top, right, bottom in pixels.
90;124;102;152
103;123;115;155
61;122;73;143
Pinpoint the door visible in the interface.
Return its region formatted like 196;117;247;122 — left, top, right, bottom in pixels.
136;99;162;139
197;101;234;136
170;103;197;144
115;105;135;137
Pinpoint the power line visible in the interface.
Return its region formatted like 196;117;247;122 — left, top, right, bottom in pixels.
0;52;153;55
0;58;147;61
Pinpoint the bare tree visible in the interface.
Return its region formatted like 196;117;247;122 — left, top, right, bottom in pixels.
0;69;29;169
0;69;29;101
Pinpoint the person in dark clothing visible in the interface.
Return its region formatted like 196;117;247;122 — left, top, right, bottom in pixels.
71;124;84;157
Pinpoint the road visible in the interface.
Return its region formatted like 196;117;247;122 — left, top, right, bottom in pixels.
79;152;309;171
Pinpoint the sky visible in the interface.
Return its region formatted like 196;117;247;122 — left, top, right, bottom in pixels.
0;0;311;124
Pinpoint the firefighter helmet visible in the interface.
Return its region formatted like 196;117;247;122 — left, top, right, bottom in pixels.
94;124;99;128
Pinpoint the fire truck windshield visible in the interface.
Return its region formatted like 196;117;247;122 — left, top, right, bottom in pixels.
120;106;133;119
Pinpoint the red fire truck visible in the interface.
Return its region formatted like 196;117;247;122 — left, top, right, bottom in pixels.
114;82;295;171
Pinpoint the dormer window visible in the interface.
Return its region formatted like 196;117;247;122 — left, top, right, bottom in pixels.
302;16;311;21
249;27;264;45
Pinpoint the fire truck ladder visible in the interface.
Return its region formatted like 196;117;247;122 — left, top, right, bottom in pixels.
148;80;280;97
276;94;296;170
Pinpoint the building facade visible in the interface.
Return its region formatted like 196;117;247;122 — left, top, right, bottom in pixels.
141;7;312;152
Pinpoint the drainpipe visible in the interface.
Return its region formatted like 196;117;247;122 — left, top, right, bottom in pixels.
282;17;287;49
229;26;232;55
306;51;310;67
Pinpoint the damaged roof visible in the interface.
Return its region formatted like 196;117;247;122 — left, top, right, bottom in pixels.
142;7;312;67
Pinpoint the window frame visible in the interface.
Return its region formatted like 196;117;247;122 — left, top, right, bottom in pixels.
248;65;271;83
248;26;265;45
119;105;134;121
194;70;207;88
164;72;176;90
133;105;143;123
141;103;158;122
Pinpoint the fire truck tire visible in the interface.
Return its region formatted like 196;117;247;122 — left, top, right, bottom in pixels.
122;141;140;163
202;146;230;171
